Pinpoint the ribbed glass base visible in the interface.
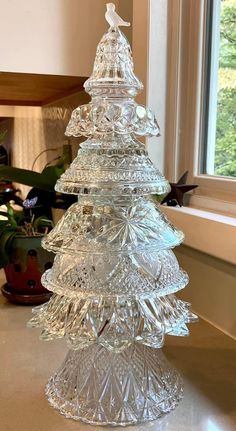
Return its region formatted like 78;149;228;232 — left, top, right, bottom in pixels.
46;344;183;426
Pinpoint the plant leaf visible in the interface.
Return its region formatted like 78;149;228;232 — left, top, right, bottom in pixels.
0;165;58;192
33;216;54;231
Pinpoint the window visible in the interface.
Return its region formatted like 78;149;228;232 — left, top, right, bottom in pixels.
165;0;236;214
201;0;236;178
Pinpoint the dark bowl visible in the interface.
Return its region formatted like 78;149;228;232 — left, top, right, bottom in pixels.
1;283;52;305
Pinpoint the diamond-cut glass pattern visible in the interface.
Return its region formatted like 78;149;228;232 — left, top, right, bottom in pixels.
39;249;189;297
46;344;183;426
28;16;197;426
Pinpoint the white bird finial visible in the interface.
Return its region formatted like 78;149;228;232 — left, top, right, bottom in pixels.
105;3;130;28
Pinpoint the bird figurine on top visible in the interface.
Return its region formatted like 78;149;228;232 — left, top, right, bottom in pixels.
105;3;130;28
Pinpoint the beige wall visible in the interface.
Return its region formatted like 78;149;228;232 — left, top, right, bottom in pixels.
5;105;46;197
0;0;119;76
118;0;133;44
0;118;13;163
176;245;236;339
132;0;149;106
0;0;136;78
12;106;45;174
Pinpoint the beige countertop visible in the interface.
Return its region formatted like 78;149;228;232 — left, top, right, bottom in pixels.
0;293;236;431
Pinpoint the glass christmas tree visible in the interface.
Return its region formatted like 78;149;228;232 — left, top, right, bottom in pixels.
28;4;197;426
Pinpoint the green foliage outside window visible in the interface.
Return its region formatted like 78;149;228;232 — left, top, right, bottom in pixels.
215;0;236;176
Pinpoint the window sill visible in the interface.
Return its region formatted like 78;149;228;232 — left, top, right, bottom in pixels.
162;205;236;265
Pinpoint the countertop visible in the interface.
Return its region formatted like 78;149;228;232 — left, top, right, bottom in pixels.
0;294;236;431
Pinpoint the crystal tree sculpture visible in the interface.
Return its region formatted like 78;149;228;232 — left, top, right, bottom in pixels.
28;4;197;426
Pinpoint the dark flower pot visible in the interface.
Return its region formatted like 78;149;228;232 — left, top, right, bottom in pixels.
2;235;54;305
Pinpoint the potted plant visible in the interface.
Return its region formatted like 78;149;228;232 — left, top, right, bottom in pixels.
0;145;78;304
0;202;55;305
0;144;76;220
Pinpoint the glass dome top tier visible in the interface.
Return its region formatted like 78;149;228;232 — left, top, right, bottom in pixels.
84;26;143;97
56;25;170;196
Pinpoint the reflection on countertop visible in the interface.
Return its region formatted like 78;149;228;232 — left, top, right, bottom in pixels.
0;292;236;431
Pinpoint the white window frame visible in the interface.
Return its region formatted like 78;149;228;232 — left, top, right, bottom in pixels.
132;0;168;174
204;0;221;176
165;0;236;216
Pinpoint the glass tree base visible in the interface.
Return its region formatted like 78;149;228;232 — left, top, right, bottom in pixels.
46;344;183;426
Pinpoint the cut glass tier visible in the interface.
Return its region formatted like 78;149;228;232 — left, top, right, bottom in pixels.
40;249;189;298
28;292;197;351
65;101;160;137
56;138;169;196
46;344;183;426
42;197;184;255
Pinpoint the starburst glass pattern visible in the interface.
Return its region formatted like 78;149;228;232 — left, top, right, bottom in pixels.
28;10;197;426
42;198;184;254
